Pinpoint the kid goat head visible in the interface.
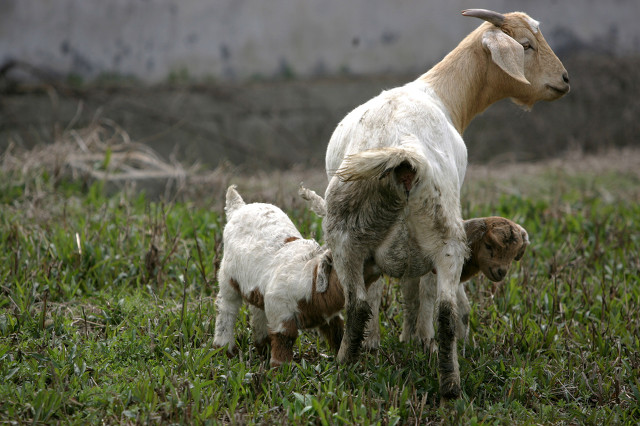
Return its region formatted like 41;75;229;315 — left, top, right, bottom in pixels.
461;217;530;283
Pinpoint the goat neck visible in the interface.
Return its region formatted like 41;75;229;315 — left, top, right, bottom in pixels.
418;23;514;135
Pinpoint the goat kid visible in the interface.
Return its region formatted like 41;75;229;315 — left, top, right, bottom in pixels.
300;186;529;350
412;216;529;353
213;186;379;367
323;9;567;399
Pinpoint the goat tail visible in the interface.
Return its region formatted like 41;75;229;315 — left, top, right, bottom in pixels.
335;146;425;183
224;185;246;218
298;183;327;217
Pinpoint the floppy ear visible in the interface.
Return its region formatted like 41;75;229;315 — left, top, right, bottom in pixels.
482;29;530;85
514;225;530;261
463;218;487;246
315;250;333;293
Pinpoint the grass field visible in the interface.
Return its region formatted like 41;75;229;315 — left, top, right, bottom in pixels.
1;148;639;424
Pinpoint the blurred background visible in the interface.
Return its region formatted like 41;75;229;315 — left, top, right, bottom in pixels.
1;0;639;172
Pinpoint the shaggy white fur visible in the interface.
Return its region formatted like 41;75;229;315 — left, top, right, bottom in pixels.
213;186;354;367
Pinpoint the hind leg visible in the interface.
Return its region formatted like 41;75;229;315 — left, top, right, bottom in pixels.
213;267;243;355
433;245;466;401
334;254;371;363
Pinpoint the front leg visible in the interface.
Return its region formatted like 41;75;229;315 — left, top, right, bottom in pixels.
456;282;471;346
269;318;298;367
249;305;270;357
416;273;438;352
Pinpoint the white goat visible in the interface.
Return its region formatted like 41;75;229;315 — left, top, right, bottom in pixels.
213;186;379;366
322;9;568;400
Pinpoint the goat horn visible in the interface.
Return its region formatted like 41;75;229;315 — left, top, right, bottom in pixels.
461;9;505;27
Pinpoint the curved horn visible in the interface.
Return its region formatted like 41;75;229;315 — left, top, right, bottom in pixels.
461;9;505;27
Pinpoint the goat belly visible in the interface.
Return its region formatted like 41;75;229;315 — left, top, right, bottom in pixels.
374;225;433;278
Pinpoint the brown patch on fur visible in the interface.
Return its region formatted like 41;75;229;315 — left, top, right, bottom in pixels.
245;288;265;309
269;318;298;367
297;266;345;329
284;236;300;244
229;278;265;309
229;278;241;294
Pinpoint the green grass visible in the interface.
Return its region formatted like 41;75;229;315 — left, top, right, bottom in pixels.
0;163;639;424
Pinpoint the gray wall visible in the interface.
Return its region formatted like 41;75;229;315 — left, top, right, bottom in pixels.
2;0;639;83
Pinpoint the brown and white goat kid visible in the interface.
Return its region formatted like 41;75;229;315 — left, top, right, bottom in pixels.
300;186;529;350
213;185;379;367
323;9;567;399
413;217;529;352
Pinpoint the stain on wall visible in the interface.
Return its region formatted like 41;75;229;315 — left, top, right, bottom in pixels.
1;0;639;83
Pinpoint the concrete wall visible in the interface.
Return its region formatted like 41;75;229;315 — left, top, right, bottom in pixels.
2;0;639;83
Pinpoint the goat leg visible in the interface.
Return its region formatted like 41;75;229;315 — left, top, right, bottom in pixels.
437;299;460;399
416;273;438;352
399;276;421;343
269;318;298;367
337;289;372;363
362;278;384;350
455;282;471;357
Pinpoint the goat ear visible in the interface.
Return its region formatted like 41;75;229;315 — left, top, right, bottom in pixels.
315;251;333;293
482;29;530;85
464;218;487;245
514;225;530;261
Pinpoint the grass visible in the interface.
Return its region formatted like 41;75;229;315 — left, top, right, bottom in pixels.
0;152;639;424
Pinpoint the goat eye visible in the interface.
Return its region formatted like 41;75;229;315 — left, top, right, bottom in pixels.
522;41;532;50
484;242;492;251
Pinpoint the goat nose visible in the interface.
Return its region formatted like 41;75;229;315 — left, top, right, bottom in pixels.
562;72;569;84
497;268;507;279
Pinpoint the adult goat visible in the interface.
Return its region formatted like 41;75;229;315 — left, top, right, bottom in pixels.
323;9;568;400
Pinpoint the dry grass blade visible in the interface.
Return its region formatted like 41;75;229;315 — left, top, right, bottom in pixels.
2;118;190;184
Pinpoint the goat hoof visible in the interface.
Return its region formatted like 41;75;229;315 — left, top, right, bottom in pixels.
336;346;357;364
438;374;461;402
440;378;461;400
362;336;380;350
213;343;238;357
424;338;438;354
269;359;284;368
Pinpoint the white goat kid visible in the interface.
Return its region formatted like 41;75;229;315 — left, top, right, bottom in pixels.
323;9;568;400
213;186;380;367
